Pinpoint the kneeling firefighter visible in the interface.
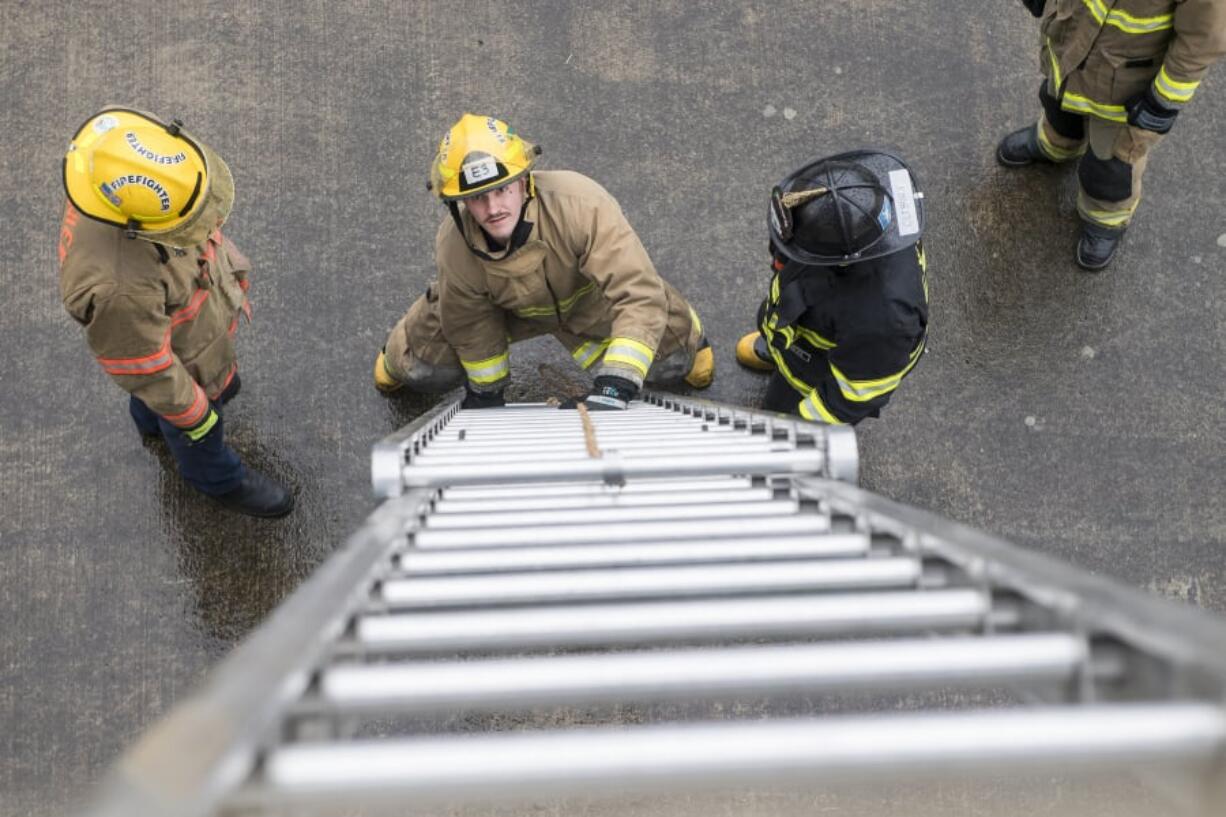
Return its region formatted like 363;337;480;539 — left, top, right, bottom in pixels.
375;114;714;410
735;150;929;424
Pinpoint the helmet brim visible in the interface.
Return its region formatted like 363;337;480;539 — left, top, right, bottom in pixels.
770;149;924;266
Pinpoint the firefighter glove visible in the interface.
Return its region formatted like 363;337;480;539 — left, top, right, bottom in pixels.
1020;0;1046;17
461;386;506;410
574;375;638;411
1128;87;1178;134
183;408;221;444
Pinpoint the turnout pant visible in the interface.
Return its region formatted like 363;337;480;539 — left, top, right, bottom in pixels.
1035;80;1164;229
382;282;705;392
128;377;244;496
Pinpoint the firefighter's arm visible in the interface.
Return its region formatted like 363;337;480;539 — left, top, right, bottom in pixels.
798;332;925;426
575;195;668;388
74;288;214;436
436;231;511;395
1151;0;1226;110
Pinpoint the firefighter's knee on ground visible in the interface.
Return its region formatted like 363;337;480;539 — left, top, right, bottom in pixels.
375;349;464;394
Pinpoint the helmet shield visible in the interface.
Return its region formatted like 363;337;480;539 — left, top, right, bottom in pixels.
769;150;924;265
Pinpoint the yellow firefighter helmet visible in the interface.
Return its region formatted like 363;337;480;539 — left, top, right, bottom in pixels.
428;114;539;201
62;107;234;248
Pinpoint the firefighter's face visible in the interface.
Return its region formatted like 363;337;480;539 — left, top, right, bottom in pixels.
466;178;527;243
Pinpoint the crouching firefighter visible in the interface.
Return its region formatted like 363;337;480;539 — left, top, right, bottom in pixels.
58;107;293;518
735;150;929;425
374;114;714;410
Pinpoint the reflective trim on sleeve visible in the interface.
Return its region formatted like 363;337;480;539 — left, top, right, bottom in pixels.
571;339;612;370
1153;65;1199;105
829;338;926;403
798;390;844;425
1061;92;1127;123
96;331;174;376
183;409;218;442
602;337;655;378
460;352;510;386
163;384;210;429
1081;0;1173;34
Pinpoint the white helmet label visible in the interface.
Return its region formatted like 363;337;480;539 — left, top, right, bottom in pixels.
888;169;920;236
462;156;499;186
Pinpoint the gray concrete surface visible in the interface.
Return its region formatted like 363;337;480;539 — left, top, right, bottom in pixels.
2;1;1225;815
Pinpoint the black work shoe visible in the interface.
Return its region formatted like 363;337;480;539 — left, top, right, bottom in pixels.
213;469;294;518
996;126;1050;168
1076;222;1125;271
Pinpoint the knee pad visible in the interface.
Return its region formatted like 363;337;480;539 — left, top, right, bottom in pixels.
403;363;465;392
1039;82;1085;141
1079;153;1133;203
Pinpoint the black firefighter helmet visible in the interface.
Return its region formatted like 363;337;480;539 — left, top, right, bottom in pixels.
769;149;924;265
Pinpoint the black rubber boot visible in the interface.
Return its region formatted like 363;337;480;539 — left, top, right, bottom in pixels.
213;469;294;518
1076;222;1125;271
996;126;1050;168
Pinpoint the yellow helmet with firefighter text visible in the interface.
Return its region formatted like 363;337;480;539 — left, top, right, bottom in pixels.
428;114;539;201
62;107;234;248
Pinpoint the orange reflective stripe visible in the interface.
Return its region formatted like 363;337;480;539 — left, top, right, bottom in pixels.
170;289;210;327
162;385;209;428
58;203;80;264
96;331;174;376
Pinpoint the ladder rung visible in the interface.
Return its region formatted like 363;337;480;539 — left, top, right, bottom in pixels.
412;441;787;465
259;705;1226;802
431;428;748;445
316;634;1086;713
401;450;827;488
412;513;830;549
356;589;989;653
421;499;798;530
432;486;777;514
379;558;921;608
440;476;755;500
396;533;870;574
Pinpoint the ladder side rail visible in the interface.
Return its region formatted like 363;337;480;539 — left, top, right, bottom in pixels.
371;390;464;498
77;493;430;817
804;478;1226;692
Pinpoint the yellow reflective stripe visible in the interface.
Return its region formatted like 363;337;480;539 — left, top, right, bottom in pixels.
1061;92;1128;123
1045;37;1063;86
770;274;780;301
603;337;654;377
760;322;811;395
1036;123;1085;161
794;325;836;350
1078;191;1138;226
514;283;597;318
1081;0;1172;33
1154;65;1198;104
184;409;218;442
689;307;703;336
916;244;930;302
829;338;925;403
571;339;611;370
460;352;510;385
798;391;843;425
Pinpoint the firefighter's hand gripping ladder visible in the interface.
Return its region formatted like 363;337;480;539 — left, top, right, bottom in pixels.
82;391;1226;816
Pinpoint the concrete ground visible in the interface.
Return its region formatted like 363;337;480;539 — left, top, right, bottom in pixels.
2;2;1225;815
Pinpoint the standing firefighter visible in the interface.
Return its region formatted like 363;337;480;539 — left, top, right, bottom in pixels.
375;114;714;410
735;150;928;424
1000;0;1226;270
59;107;293;518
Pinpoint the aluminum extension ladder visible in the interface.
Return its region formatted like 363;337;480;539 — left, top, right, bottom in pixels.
82;391;1226;817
